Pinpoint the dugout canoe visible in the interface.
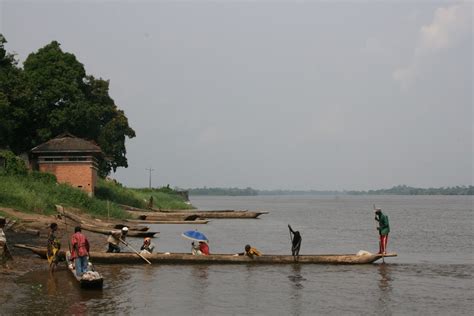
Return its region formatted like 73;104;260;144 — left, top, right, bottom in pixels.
15;244;397;265
79;224;158;238
126;219;210;225
126;211;203;222
140;211;267;220
59;207;149;231
65;252;103;289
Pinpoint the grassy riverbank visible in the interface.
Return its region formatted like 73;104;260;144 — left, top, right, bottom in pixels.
0;174;193;220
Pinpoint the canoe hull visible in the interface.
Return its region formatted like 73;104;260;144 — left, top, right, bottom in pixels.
65;253;104;289
79;224;158;238
15;244;396;265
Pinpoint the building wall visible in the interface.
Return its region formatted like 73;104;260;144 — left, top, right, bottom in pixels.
38;162;97;196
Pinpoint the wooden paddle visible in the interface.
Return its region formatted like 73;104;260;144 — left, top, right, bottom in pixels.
119;238;152;264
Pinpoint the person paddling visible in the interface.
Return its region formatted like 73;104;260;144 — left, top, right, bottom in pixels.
107;227;128;253
288;225;302;256
374;208;390;254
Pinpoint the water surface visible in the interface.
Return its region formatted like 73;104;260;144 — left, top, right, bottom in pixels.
2;195;472;315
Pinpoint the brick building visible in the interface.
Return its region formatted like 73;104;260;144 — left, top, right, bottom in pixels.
30;133;103;196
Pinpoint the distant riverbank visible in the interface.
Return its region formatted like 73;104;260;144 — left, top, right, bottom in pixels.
188;185;473;196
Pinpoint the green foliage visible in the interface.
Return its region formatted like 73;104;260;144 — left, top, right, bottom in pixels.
95;178;146;208
0;150;28;175
29;170;57;183
132;187;194;210
0;34;135;176
94;180;193;210
0;174;129;219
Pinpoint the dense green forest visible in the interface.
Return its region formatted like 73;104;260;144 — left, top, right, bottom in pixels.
188;185;473;196
0;34;135;176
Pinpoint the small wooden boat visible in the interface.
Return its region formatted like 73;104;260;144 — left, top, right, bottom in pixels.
15;244;397;265
79;224;158;238
65;252;104;289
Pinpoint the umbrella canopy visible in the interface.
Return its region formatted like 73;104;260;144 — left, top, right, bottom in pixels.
182;230;209;243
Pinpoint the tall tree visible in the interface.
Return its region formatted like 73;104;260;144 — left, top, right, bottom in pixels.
0;36;135;175
0;35;31;151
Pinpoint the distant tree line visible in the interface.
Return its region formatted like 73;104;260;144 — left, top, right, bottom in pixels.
188;187;259;196
187;185;473;196
345;185;473;196
0;34;135;176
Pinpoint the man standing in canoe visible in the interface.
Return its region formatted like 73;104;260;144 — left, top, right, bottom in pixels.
288;225;302;256
71;226;90;277
374;208;390;254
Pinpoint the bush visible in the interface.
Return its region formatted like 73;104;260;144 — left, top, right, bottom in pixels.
0;150;28;175
29;171;57;183
95;178;146;208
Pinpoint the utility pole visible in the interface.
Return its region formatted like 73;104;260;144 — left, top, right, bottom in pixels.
145;167;155;189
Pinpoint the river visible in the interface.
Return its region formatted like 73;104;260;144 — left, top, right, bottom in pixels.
2;195;473;315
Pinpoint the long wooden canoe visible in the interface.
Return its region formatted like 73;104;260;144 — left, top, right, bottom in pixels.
15;244;397;265
138;211;267;220
65;252;104;289
126;219;210;225
60;208;149;232
126;210;203;221
79;224;158;238
123;205;268;219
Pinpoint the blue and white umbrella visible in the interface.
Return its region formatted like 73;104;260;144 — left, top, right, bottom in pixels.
182;230;209;243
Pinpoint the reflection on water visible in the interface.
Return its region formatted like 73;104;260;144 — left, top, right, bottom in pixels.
376;263;393;315
288;265;306;316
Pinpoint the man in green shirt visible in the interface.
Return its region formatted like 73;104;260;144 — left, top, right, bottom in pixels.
375;208;390;254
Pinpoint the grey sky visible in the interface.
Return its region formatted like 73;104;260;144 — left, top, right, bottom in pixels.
1;0;472;190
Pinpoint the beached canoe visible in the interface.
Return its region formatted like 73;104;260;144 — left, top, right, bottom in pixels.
15;244;397;265
126;219;210;225
122;205;268;219
126;211;203;221
139;211;267;220
65;252;103;289
79;224;158;238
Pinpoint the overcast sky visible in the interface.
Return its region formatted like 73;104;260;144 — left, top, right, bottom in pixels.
1;0;472;190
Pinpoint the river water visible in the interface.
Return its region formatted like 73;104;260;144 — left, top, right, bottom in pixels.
2;195;473;315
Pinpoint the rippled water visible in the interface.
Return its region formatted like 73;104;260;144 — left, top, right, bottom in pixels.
2;195;473;315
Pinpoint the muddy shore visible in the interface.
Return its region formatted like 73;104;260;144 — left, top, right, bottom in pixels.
0;208;121;305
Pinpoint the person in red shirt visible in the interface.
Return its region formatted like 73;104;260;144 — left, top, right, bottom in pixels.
199;241;209;255
71;226;90;277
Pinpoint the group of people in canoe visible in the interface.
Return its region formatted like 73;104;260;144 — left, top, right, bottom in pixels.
47;224;91;276
32;206;389;274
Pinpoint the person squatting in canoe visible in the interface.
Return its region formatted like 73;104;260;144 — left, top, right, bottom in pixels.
288;225;302;256
140;237;156;254
374;208;390;254
237;244;262;258
191;241;210;255
71;226;90;277
47;222;61;273
107;226;128;253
